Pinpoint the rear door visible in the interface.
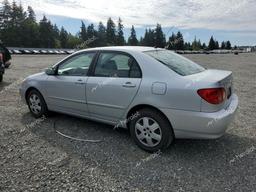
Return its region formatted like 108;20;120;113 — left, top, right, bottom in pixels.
46;52;96;116
86;51;142;122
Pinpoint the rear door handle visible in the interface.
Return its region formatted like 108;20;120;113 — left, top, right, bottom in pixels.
122;82;136;88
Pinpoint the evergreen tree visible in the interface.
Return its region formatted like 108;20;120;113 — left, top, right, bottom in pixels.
215;40;219;49
192;36;201;50
128;25;138;46
106;17;116;45
60;27;68;48
0;0;235;50
27;6;35;22
141;29;148;46
87;23;97;47
154;24;166;48
0;0;12;43
22;6;39;47
97;21;106;47
39;16;55;48
221;41;226;49
226;41;231;49
184;42;192;50
116;18;125;45
175;31;184;50
80;21;87;41
208;36;216;50
202;43;207;50
167;32;176;50
141;28;155;46
0;0;12;29
87;23;95;39
67;33;81;48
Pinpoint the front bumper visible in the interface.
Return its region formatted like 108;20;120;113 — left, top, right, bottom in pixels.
161;94;239;139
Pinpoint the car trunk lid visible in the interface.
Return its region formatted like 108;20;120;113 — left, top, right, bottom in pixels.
184;69;233;112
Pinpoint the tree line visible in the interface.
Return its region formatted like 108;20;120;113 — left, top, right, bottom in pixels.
0;0;233;50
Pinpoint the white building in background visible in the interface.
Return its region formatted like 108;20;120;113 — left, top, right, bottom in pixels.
245;47;252;52
239;46;255;52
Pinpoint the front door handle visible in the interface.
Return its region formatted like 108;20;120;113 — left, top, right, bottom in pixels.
75;79;85;85
122;82;136;88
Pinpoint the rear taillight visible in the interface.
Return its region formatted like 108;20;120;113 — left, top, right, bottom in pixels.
197;88;226;105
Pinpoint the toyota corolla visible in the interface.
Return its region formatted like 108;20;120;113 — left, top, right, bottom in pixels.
20;46;238;152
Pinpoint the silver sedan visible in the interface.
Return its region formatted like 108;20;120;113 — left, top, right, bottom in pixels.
20;46;238;152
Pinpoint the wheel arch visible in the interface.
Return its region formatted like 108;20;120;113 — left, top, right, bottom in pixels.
126;104;173;130
25;87;44;103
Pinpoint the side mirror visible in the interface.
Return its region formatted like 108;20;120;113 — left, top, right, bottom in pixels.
45;67;56;75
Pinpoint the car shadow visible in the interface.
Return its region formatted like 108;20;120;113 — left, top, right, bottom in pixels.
21;111;256;187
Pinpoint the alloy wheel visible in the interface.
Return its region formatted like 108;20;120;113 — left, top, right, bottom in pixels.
28;94;42;115
135;117;162;147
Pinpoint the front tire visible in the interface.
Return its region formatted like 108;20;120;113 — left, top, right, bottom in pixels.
26;89;48;118
0;74;3;82
130;108;174;152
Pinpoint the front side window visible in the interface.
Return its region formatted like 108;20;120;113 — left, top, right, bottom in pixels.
58;52;95;76
144;50;205;76
94;52;141;78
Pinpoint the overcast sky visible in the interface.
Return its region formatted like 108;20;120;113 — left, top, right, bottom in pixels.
21;0;256;45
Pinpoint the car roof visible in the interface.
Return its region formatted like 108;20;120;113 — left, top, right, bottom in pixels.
79;46;164;53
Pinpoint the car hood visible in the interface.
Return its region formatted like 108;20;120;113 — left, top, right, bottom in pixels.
27;72;47;81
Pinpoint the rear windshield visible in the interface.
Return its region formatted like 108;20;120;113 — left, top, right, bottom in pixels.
144;50;205;76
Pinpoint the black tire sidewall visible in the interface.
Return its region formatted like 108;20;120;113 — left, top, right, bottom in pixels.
27;90;48;118
0;74;2;82
130;108;174;152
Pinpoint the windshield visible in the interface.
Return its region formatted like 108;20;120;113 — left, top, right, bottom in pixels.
144;50;205;76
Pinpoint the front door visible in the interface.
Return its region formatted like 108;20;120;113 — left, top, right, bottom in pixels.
46;52;96;116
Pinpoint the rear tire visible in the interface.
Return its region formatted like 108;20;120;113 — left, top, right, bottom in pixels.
26;89;48;118
0;74;3;82
129;108;174;152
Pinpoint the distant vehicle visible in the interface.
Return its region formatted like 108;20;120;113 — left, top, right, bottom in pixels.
13;50;22;54
0;42;12;68
40;50;47;54
32;50;40;54
20;50;32;54
66;50;75;54
59;50;66;54
20;46;238;152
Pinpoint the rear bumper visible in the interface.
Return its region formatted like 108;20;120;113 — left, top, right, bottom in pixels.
161;94;239;139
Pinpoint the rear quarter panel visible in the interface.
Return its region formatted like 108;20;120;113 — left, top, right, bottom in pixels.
122;51;202;119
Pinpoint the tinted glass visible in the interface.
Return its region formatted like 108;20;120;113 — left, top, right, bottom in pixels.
145;50;205;76
94;52;141;78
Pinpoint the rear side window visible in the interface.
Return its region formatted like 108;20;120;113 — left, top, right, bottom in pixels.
94;52;141;78
144;50;205;76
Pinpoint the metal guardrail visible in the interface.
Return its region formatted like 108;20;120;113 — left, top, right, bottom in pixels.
7;47;76;55
6;47;251;55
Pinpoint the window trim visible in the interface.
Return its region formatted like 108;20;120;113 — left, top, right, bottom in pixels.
55;51;97;77
90;50;142;78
